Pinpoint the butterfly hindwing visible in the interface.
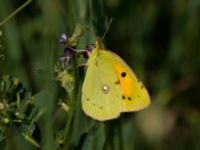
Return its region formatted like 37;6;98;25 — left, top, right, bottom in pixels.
82;51;122;121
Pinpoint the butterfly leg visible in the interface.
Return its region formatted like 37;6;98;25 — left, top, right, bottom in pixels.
70;47;90;56
76;63;88;68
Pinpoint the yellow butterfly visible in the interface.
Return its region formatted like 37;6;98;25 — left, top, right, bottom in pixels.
82;39;150;121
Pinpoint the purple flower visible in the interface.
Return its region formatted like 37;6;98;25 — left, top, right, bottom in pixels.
59;47;74;64
59;34;67;45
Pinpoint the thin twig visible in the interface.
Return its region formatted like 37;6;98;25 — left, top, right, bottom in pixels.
0;0;32;27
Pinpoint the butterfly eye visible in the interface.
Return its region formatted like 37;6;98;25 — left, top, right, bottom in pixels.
85;44;96;52
82;44;96;59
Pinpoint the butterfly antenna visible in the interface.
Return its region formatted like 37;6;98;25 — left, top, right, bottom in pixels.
101;18;113;42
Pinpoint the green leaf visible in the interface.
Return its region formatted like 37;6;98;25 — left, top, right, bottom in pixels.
82;123;105;150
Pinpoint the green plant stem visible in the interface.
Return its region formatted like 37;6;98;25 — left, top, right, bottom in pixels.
5;127;10;150
105;119;123;150
63;55;81;150
66;0;75;34
63;94;74;148
63;0;77;149
0;0;32;27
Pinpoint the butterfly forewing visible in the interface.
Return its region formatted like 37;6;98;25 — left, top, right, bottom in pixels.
100;50;151;112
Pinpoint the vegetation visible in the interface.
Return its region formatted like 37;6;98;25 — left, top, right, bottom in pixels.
0;0;200;150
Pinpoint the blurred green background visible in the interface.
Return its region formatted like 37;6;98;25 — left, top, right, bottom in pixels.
0;0;200;150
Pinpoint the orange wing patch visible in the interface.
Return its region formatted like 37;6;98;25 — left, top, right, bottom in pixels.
110;56;150;112
112;62;138;100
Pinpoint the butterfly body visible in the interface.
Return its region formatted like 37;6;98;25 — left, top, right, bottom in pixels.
82;40;150;121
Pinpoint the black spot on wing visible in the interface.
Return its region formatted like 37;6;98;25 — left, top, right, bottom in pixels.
95;61;98;67
122;95;133;101
138;81;144;89
114;79;120;84
121;72;126;77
